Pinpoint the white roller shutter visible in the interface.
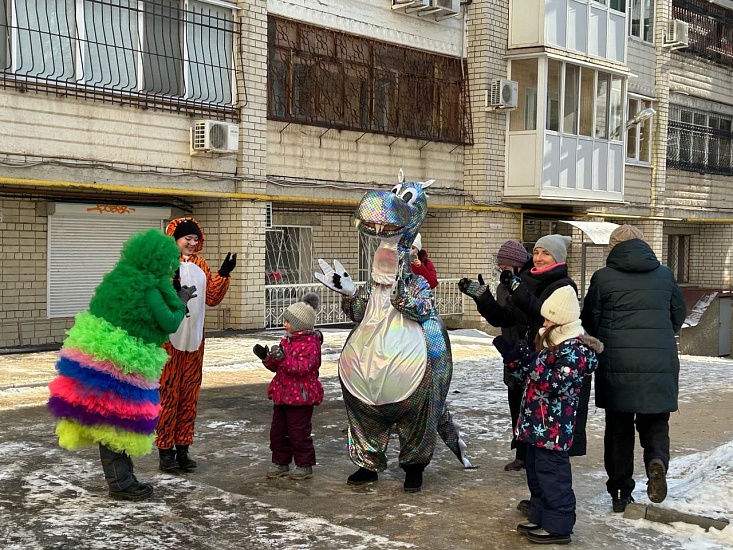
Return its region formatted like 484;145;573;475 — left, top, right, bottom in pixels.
48;203;171;318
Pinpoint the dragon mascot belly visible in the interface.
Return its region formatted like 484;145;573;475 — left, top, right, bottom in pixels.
316;172;473;492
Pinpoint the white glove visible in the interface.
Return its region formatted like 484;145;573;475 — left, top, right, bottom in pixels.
315;259;356;297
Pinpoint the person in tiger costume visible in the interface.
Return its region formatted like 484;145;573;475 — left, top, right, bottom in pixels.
157;217;237;472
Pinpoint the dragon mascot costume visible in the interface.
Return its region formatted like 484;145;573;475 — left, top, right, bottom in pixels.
316;171;473;492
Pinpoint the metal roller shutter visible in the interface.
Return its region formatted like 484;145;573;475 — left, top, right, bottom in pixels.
48;204;171;318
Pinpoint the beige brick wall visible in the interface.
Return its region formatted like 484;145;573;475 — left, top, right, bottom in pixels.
0;198;73;348
624;164;653;207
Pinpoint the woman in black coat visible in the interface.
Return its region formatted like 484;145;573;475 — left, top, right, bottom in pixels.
581;225;687;513
460;234;591;459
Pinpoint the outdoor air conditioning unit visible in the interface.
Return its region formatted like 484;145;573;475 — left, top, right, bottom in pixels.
430;0;460;15
489;78;518;110
664;19;689;49
191;120;239;154
392;0;430;9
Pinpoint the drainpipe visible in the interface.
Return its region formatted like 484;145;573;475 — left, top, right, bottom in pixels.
651;0;672;217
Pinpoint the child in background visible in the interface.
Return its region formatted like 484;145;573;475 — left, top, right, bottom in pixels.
253;293;324;480
410;233;439;289
493;285;602;545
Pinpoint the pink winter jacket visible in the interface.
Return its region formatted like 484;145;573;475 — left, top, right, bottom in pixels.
262;330;324;406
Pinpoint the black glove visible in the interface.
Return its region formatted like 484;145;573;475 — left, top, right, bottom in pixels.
493;335;516;359
458;275;490;300
500;270;522;293
172;268;182;292
218;252;237;278
177;285;198;304
253;344;269;360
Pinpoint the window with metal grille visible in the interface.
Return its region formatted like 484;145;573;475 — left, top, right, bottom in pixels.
0;0;237;120
267;16;473;145
667;104;733;173
265;227;313;285
358;233;380;282
666;234;690;283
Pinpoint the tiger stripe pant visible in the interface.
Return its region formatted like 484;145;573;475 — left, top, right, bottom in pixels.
155;341;205;450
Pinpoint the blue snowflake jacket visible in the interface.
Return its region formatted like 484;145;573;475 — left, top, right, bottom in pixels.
507;336;600;452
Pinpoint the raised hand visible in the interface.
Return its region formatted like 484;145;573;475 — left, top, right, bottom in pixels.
253;344;269;360
500;270;521;293
218;252;237;278
177;285;198;304
314;259;356;297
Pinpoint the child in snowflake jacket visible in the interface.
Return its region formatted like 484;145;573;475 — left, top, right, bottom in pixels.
494;285;602;545
253;293;324;481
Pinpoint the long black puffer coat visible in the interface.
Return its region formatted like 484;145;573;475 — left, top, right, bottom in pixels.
580;238;687;414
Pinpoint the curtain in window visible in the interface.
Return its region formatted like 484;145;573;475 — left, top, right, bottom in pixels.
187;1;233;105
15;0;75;80
143;0;182;96
83;0;137;90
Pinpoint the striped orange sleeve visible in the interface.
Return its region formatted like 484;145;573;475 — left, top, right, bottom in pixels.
190;255;230;306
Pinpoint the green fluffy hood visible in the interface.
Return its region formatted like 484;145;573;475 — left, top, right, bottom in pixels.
89;228;182;345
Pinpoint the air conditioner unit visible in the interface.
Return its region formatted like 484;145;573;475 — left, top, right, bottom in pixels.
489;78;518;110
191;120;239;154
664;19;689;49
392;0;430;9
430;0;460;15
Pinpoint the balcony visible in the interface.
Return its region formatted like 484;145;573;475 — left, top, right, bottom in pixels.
509;0;627;64
504;55;626;204
673;0;733;69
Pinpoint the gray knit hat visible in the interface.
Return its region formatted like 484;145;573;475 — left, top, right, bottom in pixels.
533;234;572;264
283;292;320;332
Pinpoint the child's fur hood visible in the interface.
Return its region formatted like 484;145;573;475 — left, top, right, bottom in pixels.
579;334;604;354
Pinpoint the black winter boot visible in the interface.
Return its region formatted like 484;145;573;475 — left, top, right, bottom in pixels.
401;463;426;493
347;467;378;486
109;480;154;501
176;445;198;471
159;448;178;472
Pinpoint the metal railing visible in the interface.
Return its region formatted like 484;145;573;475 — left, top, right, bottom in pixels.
264;278;465;329
673;0;733;69
0;0;238;120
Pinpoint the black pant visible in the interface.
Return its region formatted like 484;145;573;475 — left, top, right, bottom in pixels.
603;411;670;497
525;446;575;535
507;384;526;461
99;443;136;492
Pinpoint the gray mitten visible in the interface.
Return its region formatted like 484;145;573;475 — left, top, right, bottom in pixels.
177;285;198;304
269;344;285;362
458;277;489;300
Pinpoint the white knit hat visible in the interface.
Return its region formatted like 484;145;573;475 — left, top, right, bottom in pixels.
534;234;572;263
412;233;423;251
541;286;580;326
283;293;320;332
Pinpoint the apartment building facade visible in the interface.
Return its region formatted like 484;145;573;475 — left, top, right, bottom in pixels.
1;0;732;348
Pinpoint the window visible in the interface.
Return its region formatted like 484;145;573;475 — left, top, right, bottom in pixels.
630;0;653;42
668;104;733;174
267;16;472;145
1;0;236;116
666;234;689;283
626;97;653;163
358;234;380;282
265;227;313;285
546;60;560;131
509;58;538;131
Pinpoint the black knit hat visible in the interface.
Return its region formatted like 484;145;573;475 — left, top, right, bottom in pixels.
172;219;202;240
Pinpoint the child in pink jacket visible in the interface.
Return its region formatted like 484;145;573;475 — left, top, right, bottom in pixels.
253;293;324;480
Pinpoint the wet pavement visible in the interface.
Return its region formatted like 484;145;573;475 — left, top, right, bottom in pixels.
1;329;731;549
